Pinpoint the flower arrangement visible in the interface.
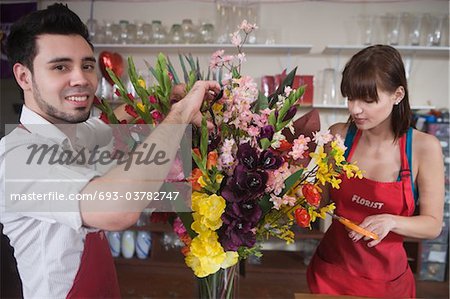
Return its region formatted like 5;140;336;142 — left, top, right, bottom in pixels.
95;20;362;297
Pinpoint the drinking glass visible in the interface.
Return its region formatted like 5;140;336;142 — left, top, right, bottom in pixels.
381;13;402;45
357;15;376;45
426;14;446;46
321;68;337;105
406;13;424;46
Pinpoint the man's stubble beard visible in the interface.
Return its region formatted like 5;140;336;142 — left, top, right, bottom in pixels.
32;79;91;124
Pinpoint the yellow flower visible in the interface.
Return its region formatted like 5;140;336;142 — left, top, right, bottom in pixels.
185;231;227;277
329;176;342;189
343;163;363;179
310;145;327;163
191;192;226;232
137;78;146;89
221;251;239;269
215;174;224;185
136;102;145;113
191;192;209;212
191;212;209;234
212;102;224;114
198;176;208;188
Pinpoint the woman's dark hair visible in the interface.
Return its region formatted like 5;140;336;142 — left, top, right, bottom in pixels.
5;3;92;73
341;44;412;139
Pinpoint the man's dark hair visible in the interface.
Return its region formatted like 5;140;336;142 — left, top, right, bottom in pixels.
6;3;92;72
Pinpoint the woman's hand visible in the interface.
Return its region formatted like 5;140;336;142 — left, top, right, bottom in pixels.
348;214;397;247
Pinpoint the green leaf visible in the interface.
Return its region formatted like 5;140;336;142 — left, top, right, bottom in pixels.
280;168;304;197
192;149;205;173
167;57;181;85
179;54;190;83
231;67;240;79
259;138;271;150
268;110;277;126
258;194;272;215
255;91;269;112
268;67;298;108
200;116;208;170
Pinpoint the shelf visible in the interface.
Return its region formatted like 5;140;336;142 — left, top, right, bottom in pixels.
302;104;435;110
93;43;312;54
323;45;450;57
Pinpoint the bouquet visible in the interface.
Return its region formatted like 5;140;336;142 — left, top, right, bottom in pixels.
95;20;362;298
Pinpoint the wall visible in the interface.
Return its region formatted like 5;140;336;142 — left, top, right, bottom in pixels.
10;1;450;129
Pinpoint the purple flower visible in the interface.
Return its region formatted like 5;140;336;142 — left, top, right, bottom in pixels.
208;133;221;151
237;143;258;170
259;125;275;141
221;165;268;202
282;106;297;122
258;150;283;170
219;202;262;251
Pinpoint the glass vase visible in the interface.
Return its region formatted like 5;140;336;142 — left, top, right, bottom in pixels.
197;263;239;299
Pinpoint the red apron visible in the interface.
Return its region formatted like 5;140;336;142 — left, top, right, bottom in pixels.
66;231;121;298
307;130;416;298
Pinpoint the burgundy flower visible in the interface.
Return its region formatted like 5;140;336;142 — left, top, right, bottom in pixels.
219;202;262;251
259;125;275;141
282;106;297;122
258;150;283;170
237;143;258;170
221;165;267;202
208;133;221;152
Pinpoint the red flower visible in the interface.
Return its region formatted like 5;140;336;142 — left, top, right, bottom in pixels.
189;168;203;191
294;207;311;227
114;89;121;97
277;140;292;152
148;95;157;104
302;183;321;207
151;110;163;122
125;104;138;118
99;112;110;124
127;93;135;101
93;96;102;106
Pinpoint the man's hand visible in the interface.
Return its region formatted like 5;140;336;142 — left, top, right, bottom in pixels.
171;80;221;126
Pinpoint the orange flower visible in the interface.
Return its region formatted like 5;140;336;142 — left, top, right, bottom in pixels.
302;183;321;207
190;168;203;191
277;140;292;152
207;151;218;169
193;148;201;159
294;207;311;227
181;246;190;256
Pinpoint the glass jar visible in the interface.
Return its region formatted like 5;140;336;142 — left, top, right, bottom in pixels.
118;20;129;44
140;23;153;43
199;23;215;43
126;23;137;44
181;18;197;43
169;24;184;44
151;20;167;44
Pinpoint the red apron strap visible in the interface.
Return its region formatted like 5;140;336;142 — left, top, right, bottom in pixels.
66;231;121;298
399;135;415;215
346;129;362;162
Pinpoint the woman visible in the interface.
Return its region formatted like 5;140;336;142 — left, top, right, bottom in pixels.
307;45;444;298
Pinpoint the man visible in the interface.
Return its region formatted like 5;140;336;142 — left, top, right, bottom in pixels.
1;3;220;298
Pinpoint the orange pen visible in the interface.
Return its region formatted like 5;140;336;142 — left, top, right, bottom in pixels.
327;212;379;240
